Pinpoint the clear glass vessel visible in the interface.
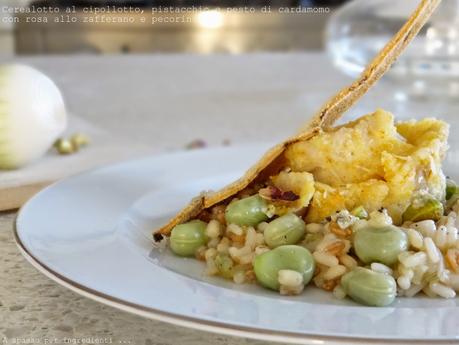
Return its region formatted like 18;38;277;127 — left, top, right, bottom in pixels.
327;0;459;101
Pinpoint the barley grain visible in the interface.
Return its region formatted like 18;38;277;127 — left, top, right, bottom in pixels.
245;226;257;249
435;226;448;250
339;254;357;269
407;228;424;250
305;223;323;234
278;269;304;286
228;223;243;236
397;275;411;290
413;220;436;238
313;251;339;267
424;237;440;263
205;248;218;261
371;262;393;275
430;281;456;298
323;265;347;280
206;219;222;238
400;252;427;268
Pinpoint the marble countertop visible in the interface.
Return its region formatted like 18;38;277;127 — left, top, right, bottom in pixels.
0;52;433;344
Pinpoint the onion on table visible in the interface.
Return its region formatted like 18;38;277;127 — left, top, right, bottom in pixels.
0;64;67;169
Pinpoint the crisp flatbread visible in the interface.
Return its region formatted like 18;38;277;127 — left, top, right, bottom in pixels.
157;0;441;235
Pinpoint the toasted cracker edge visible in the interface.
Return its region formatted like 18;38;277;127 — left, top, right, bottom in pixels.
156;0;441;236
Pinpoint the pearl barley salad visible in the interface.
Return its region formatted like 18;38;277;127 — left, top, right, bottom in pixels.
153;109;459;307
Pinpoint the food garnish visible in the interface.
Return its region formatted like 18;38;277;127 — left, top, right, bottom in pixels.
155;0;450;307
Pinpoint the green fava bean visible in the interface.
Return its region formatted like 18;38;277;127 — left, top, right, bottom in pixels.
402;197;444;222
225;195;269;226
351;205;368;219
341;267;396;307
353;225;408;266
253;245;315;291
264;214;306;248
170;220;207;257
446;179;459;200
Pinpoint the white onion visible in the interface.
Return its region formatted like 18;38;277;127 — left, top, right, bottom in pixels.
0;64;67;169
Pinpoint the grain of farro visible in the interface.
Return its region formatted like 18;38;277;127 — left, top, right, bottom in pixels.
424;237;440;263
227;223;243;236
207;237;220;248
313;273;325;288
255;233;265;246
402;283;424;297
407;228;424;250
278;269;304;287
206;259;218;275
329;221;352;238
430;281;456;298
323;265;347;280
228;232;245;243
206;219;222;238
322;279;339;291
216;241;230;254
195;246;207;261
397;275;411;290
447;226;458;247
315;234;338;252
245;269;256;282
305;223;323;234
413;220;436;238
422;284;437;298
435;226;448;250
446;248;459;272
205;248;217;260
400;251;427;268
323;241;345;256
397;265;413;279
371;262;393;275
342;240;351;253
245;226;257;249
448;273;459;290
313;251;339;267
339;254;357;269
412;265;428;285
254;245;270;255
228;245;251;260
233;270;246;284
280;284;304;296
239;253;255;265
438;269;450;284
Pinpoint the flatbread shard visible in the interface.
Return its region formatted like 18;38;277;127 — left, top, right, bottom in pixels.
156;0;441;235
158;128;320;235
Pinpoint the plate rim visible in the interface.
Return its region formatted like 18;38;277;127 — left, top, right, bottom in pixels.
12;148;459;345
16;220;457;345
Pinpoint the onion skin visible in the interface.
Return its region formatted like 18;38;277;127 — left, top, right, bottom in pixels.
0;64;67;169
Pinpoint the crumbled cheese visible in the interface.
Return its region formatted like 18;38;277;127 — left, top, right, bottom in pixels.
331;210;358;229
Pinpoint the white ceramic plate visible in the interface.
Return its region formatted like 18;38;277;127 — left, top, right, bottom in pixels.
15;143;459;345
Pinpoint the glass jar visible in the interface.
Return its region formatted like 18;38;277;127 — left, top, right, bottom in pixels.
326;0;459;101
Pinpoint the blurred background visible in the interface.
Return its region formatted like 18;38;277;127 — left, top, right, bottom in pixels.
2;0;459;203
0;0;347;55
